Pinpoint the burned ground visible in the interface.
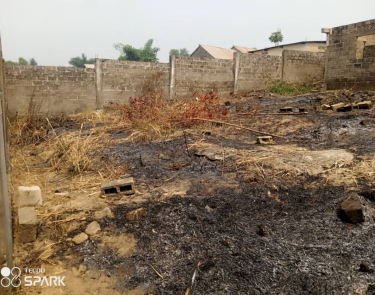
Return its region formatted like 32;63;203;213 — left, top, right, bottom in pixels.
10;90;375;295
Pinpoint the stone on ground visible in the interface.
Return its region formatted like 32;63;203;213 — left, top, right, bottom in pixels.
126;208;147;221
341;194;365;223
94;207;114;219
360;119;373;126
85;221;101;236
72;232;88;245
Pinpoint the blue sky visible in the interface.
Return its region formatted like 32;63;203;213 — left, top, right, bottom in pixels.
0;0;374;66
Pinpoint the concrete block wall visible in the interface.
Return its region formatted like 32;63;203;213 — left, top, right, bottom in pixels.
237;54;283;91
326;19;375;90
364;45;375;58
174;56;234;98
282;50;325;83
3;50;328;116
99;59;170;106
5;65;96;116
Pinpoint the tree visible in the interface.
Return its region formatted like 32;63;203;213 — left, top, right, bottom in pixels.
5;60;18;65
68;54;94;68
18;57;28;65
169;48;189;56
269;29;284;46
114;39;160;62
29;58;38;66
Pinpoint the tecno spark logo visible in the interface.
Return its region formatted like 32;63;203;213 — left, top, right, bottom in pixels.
1;267;65;288
1;267;21;288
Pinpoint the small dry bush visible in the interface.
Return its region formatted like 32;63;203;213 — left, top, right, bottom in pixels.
9;91;46;146
110;72;228;140
49;123;104;176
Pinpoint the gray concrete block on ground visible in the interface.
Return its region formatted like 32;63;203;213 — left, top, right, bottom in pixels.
16;186;42;207
101;177;135;196
18;207;38;243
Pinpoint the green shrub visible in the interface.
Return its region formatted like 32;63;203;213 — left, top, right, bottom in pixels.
269;80;314;95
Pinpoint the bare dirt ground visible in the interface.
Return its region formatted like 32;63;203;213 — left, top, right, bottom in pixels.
9;90;375;294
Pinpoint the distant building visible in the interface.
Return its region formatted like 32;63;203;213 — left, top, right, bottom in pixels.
231;45;257;53
250;41;326;56
190;45;235;60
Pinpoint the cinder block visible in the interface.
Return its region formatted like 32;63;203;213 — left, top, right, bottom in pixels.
355;101;372;109
101;177;135;196
337;104;352;112
18;207;38;243
280;107;293;112
256;136;275;145
331;102;345;111
17;186;42;207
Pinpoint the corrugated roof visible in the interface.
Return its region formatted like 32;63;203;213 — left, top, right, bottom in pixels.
250;41;326;53
232;45;257;53
199;45;235;59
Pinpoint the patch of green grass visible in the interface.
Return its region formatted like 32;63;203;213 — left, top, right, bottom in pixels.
269;80;314;95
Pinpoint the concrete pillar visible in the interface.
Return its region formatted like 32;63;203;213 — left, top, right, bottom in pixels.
233;52;240;94
321;28;332;91
169;55;176;100
321;28;332;46
0;32;5;286
95;58;103;109
0;30;12;275
281;50;288;81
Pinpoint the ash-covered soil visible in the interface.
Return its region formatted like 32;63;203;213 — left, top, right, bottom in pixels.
107;183;375;295
16;90;375;295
